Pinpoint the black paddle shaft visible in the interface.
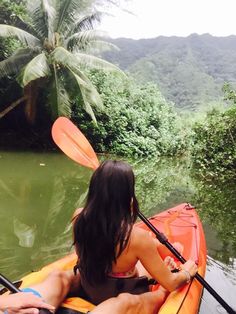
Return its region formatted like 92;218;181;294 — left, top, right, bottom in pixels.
0;274;52;314
137;211;236;314
0;273;20;293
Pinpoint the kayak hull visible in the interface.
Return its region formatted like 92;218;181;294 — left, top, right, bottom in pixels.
7;203;207;314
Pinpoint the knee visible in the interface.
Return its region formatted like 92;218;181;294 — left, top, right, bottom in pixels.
47;270;72;289
117;293;141;309
117;293;131;303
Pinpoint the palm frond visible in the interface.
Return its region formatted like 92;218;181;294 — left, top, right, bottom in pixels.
42;0;57;42
52;47;102;97
20;52;51;87
0;48;37;78
52;47;103;121
0;24;41;47
66;29;107;51
27;0;56;41
55;0;92;34
51;46;81;72
9;14;40;39
70;70;97;122
66;12;102;38
72;69;102;107
80;39;119;55
81;98;97;122
74;52;125;76
48;65;72;118
68;68;103;122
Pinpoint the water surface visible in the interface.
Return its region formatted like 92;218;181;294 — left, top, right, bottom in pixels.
0;151;235;312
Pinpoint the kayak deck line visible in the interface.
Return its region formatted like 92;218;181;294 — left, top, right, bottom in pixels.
150;215;197;227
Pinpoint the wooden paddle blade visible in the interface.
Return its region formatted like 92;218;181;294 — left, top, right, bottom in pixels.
51;117;99;170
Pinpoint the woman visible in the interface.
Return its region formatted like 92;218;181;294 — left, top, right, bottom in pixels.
73;160;198;305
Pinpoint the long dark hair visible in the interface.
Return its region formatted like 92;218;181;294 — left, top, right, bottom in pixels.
73;160;139;285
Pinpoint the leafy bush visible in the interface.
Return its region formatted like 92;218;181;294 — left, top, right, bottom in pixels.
192;106;236;179
0;0;27;60
73;70;188;157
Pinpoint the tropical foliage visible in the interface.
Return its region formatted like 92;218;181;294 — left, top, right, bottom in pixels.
0;0;28;60
73;69;189;157
0;0;121;123
191;105;236;179
223;82;236;104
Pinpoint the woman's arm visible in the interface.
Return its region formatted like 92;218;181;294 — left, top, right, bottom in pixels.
149;233;183;260
0;293;54;314
134;228;198;291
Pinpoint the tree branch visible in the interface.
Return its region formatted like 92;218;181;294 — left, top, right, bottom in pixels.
0;96;27;118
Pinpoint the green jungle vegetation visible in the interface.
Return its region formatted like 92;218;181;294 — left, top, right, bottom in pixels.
0;1;236;276
0;0;236;184
103;34;236;111
73;70;188;157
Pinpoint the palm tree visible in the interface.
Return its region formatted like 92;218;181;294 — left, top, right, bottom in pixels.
0;0;122;123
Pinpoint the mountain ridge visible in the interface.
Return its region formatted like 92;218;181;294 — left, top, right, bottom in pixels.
103;34;236;110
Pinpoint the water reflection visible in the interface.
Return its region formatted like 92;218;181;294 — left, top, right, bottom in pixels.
200;257;236;314
0;151;91;279
192;177;236;264
130;156;195;215
0;151;235;311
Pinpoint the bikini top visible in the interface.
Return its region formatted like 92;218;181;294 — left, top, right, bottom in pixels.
108;267;137;278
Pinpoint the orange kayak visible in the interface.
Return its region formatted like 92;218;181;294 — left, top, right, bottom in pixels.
11;203;207;314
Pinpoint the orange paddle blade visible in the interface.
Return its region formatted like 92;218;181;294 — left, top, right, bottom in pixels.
51;117;100;170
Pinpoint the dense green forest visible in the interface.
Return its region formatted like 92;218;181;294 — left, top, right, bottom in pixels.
73;70;187;157
0;0;236;181
103;34;236;111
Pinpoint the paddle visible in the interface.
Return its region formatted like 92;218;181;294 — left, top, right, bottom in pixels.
52;117;236;314
51;117;99;170
0;273;51;314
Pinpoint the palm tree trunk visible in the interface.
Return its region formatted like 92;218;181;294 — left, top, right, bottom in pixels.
0;96;27;118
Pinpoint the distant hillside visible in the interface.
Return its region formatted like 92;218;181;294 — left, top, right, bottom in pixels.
103;34;236;111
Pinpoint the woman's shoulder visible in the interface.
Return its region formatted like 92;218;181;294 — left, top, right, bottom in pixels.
132;225;149;235
131;226;152;246
130;227;159;259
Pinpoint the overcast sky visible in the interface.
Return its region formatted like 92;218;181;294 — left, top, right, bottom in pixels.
99;0;236;39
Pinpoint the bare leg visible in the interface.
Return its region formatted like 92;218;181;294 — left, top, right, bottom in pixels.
90;287;168;314
137;286;168;314
30;270;74;309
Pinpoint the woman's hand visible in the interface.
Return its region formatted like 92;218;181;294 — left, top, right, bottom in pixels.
0;293;55;314
164;256;177;271
180;260;198;280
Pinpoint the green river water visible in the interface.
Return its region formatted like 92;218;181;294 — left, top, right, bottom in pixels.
0;151;235;313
